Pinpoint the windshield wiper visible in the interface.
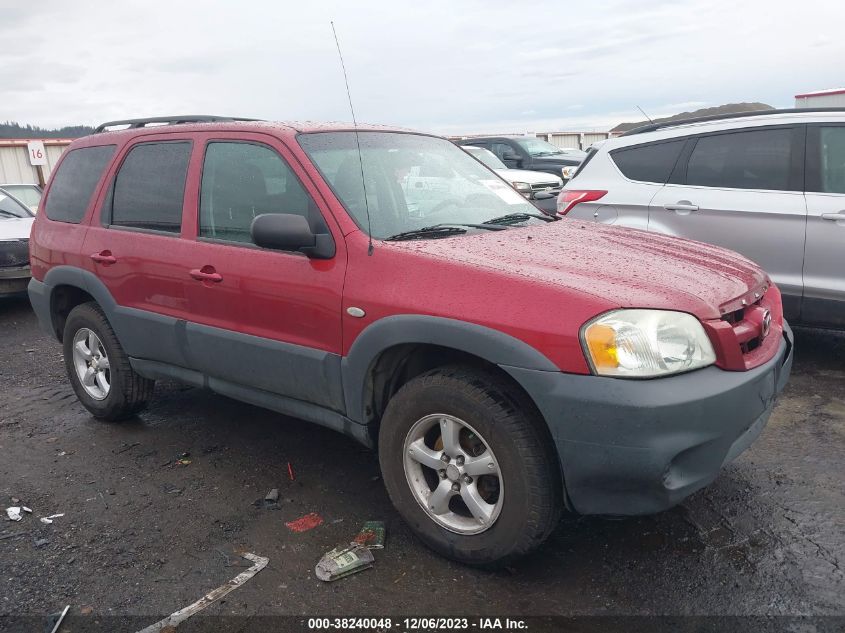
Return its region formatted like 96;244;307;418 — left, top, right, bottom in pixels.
384;223;505;242
482;212;557;226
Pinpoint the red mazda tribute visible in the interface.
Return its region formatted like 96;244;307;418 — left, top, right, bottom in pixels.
28;116;793;565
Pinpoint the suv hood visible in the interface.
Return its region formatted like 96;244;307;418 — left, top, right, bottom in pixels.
388;220;766;321
495;168;562;187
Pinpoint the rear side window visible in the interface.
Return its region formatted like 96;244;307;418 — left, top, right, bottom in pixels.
686;128;792;191
818;127;845;194
44;145;115;223
111;142;191;233
610;140;685;183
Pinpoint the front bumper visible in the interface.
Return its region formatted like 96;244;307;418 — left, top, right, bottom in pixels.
0;265;31;297
506;322;794;515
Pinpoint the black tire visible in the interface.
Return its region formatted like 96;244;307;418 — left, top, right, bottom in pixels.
378;366;562;566
63;302;154;421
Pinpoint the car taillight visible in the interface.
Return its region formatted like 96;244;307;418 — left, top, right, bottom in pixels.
557;190;607;215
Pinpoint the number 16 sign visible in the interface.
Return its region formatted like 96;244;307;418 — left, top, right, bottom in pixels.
27;140;47;166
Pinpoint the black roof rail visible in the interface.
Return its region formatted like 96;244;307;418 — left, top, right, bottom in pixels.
621;107;845;137
94;115;262;133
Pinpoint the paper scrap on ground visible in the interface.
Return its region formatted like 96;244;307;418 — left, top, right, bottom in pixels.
48;605;70;633
5;507;30;521
285;512;324;533
315;543;374;582
135;552;269;633
40;513;65;525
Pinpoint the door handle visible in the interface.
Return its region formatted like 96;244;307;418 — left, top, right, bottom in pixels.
90;251;117;265
664;203;699;212
189;267;223;283
821;212;845;222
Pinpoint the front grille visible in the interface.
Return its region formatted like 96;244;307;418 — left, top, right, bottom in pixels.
721;294;768;357
0;239;29;268
530;182;560;192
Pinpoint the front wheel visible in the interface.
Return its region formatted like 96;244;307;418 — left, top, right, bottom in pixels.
378;367;562;566
63;302;154;421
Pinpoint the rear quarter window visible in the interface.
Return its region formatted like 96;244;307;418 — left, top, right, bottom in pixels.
44;145;116;223
609;139;685;183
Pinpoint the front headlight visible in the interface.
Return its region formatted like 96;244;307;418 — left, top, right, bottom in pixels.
512;181;532;198
581;309;716;378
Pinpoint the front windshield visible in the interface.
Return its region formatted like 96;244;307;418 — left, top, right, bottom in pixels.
3;185;41;209
0;193;33;218
464;146;507;170
299;132;537;239
514;138;565;157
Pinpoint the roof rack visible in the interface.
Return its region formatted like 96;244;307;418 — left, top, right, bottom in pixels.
621;107;845;136
94;115;262;133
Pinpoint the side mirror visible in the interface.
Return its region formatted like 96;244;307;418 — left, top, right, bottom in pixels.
502;151;522;166
251;214;335;259
532;191;556;200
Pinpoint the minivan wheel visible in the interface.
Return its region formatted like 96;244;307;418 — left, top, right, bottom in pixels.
379;366;561;566
63;303;154;421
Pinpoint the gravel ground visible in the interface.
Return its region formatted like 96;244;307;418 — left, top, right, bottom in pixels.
0;294;843;627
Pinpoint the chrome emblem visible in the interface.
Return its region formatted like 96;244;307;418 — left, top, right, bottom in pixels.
761;309;772;338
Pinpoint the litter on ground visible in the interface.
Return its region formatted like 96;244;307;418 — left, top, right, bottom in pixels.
6;506;31;522
315;543;375;582
135;552;268;633
40;513;65;524
352;521;386;549
285;512;323;533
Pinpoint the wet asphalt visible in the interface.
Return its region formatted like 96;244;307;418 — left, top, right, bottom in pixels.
0;295;843;625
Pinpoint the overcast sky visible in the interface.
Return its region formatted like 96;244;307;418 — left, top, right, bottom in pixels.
2;0;842;134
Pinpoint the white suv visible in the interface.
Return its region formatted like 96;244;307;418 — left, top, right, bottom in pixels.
559;108;845;329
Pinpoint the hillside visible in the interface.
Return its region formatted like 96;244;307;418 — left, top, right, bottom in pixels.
0;121;94;139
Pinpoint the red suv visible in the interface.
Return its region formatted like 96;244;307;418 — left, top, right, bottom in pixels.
28;116;793;566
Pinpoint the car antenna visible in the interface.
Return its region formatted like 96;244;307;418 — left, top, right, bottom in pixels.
636;105;654;124
331;21;374;256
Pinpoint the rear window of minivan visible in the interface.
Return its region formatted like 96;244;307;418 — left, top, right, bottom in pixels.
44;145;116;223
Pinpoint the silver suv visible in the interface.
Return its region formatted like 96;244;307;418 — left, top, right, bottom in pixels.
560;108;845;329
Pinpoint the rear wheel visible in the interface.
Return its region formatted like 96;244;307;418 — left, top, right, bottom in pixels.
63;303;154;421
378;366;561;566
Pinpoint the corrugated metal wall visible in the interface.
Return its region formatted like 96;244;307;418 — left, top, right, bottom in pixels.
0;141;71;185
534;131;611;150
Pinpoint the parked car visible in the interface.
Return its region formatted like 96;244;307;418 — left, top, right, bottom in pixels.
29;115;792;566
0;183;42;212
455;136;583;181
0;190;35;296
559;108;845;329
461;145;562;213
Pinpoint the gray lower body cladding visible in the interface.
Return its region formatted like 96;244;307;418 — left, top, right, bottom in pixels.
506;322;793;515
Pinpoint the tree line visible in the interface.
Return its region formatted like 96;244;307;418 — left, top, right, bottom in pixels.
0;121;94;139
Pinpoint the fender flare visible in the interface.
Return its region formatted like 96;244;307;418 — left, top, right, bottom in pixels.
37;266;178;363
32;266;120;339
341;314;559;424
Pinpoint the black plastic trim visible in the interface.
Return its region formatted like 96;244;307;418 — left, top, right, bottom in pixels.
341;315;559;424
